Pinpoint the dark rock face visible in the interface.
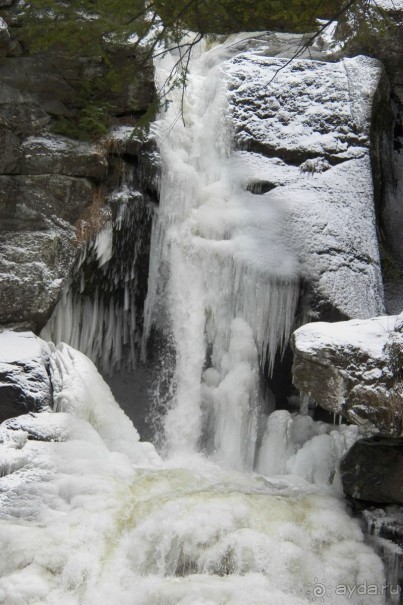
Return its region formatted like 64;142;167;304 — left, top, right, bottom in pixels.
19;136;108;180
292;314;403;436
0;4;155;333
0;331;52;423
0;174;94;228
340;437;403;504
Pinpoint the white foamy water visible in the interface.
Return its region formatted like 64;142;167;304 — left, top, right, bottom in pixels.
0;342;387;605
0;35;390;605
143;35;299;461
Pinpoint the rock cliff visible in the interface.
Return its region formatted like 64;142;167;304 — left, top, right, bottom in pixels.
227;47;386;321
0;1;155;333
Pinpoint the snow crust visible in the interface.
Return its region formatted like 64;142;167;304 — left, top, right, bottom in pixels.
0;330;49;364
227;54;381;161
49;342;159;465
0;17;9;32
294;315;399;360
374;0;403;8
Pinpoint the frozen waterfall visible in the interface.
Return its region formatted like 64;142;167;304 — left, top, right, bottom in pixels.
2;34;397;605
41;164;152;374
142;35;299;463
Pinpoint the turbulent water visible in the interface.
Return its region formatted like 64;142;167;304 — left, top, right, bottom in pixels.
0;35;392;605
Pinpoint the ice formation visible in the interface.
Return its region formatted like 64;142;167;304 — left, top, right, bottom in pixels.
0;342;387;605
41;171;151;374
142;35;300;458
0;34;393;605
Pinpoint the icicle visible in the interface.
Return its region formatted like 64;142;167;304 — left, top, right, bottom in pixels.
299;394;310;416
40;167;148;374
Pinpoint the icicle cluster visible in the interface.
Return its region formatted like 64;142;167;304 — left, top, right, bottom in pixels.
42;170;151;374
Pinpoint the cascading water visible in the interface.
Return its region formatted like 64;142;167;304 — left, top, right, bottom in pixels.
143;34;300;466
0;34;395;605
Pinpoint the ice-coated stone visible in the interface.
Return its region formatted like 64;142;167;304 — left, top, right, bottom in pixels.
291;314;403;436
0;331;52;422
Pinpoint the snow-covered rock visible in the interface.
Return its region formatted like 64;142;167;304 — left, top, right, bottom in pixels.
227;53;385;320
19;135;108;180
0;331;52;422
0;330;159;462
291;314;403;436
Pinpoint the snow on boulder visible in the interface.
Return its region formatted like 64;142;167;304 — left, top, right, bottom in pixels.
0;330;52;422
0;331;159;465
291;314;403;436
226;53;385;320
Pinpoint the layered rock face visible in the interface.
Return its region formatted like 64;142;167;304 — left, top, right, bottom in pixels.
0;19;392;337
227;45;385;321
0;3;154;333
0;136;106;332
292;314;403;436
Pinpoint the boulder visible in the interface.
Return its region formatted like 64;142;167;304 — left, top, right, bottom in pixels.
226;52;385;320
0;331;52;422
340;437;403;504
291;314;403;436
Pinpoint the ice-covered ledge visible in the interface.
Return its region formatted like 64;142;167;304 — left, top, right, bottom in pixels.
291;314;403;436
